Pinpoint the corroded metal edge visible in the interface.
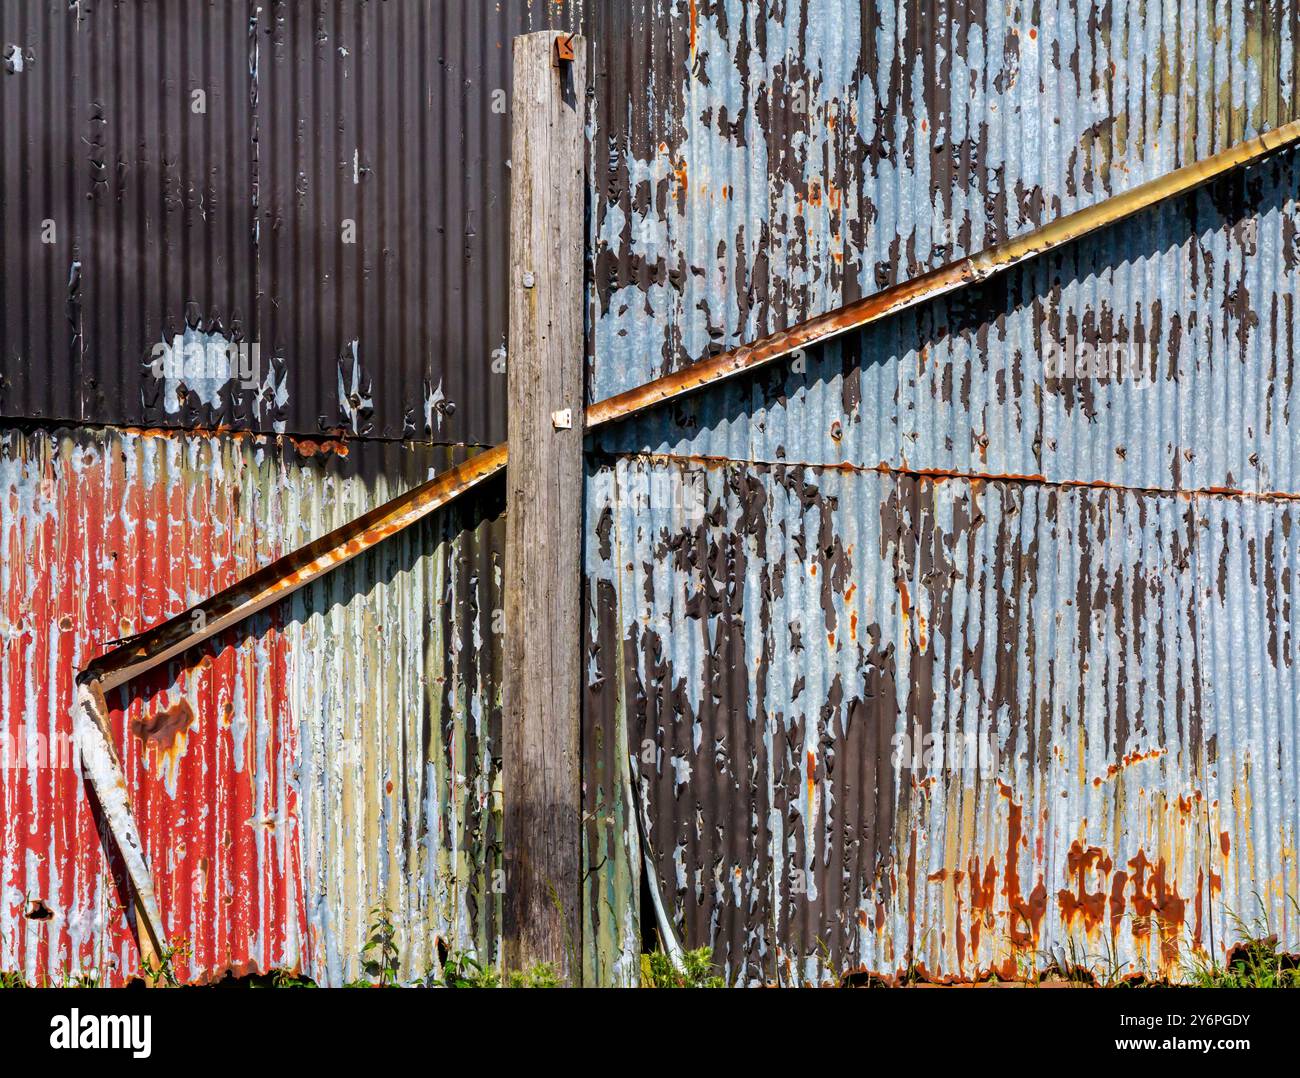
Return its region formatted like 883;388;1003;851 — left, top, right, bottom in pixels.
72;679;165;974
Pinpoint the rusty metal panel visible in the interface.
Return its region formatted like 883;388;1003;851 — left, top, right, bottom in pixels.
585;453;1299;984
0;424;503;985
580;1;1300;984
587;0;1300;421
598;149;1300;494
0;0;578;443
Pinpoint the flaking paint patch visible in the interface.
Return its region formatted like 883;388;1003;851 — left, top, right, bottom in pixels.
337;340;374;435
586;453;1299;983
1;424;506;985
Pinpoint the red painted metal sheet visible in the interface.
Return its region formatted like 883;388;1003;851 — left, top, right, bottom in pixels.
1;425;503;985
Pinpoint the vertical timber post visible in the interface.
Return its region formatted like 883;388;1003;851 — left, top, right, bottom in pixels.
503;31;586;984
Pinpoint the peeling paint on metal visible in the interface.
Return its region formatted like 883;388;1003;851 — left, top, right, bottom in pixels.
0;0;582;442
588;0;1300;405
585;454;1300;984
0;425;503;985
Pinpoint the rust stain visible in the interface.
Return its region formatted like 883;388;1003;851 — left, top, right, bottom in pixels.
1057;841;1112;935
1003;800;1048;950
1099;746;1167;781
131;697;196;751
1127;851;1188;970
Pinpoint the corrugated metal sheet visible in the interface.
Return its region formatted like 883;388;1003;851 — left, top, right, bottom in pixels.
584;453;1300;984
588;0;1300;405
6;0;1299;989
0;424;503;985
597;149;1300;494
0;0;579;443
580;0;1300;985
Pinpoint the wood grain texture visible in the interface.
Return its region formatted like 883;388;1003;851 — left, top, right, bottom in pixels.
502;31;587;983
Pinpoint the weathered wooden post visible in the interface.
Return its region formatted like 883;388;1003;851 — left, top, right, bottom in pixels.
502;30;586;983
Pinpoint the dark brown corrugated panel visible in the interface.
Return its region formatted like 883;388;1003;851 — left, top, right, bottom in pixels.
1;0;579;443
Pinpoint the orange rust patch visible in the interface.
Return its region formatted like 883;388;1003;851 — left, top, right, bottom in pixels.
1057;841;1112;935
132;697;195;750
1127;850;1187;970
1097;746;1167;783
290;437;350;459
1003;800;1048;949
967;856;997;956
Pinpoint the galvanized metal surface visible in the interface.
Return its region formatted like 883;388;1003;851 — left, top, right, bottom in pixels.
580;0;1300;984
0;425;503;985
588;0;1300;404
0;0;579;443
584;453;1300;984
5;0;1300;989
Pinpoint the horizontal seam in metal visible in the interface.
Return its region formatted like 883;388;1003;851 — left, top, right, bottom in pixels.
609;451;1300;504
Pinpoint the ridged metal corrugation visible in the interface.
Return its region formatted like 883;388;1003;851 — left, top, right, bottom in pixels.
0;424;503;985
598;150;1300;494
588;0;1300;409
0;0;578;443
582;0;1300;984
585;453;1299;984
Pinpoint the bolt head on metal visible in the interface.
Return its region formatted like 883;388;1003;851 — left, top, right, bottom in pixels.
552;408;573;430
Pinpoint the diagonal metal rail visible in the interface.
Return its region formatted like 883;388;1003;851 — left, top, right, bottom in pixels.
73;116;1300;962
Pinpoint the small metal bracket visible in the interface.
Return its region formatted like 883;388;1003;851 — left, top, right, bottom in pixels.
554;33;576;66
551;408;573;430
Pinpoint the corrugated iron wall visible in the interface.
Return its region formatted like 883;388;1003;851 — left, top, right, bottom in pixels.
0;0;558;985
583;0;1300;984
587;0;1300;403
0;425;503;985
585;455;1300;983
4;0;1300;986
1;0;580;443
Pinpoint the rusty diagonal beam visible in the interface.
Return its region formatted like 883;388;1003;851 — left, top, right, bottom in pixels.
72;117;1300;962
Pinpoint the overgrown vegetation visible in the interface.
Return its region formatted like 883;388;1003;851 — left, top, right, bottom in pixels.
1184;909;1300;988
140;938;191;988
434;951;561;988
357;902;401;987
1186;936;1300;987
640;946;725;988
